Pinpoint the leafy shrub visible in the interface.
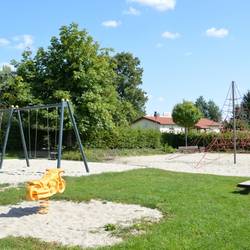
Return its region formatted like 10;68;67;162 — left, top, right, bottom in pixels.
162;144;176;153
87;127;162;149
161;131;217;148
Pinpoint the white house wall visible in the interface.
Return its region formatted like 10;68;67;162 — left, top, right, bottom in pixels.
131;119;161;130
159;125;184;133
131;120;184;134
131;119;220;133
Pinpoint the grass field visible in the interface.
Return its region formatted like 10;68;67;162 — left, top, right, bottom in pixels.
0;169;249;249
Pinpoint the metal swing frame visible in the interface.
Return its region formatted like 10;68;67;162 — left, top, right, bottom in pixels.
0;100;89;172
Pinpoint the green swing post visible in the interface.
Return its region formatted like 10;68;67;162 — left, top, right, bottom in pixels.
66;100;89;173
17;109;30;167
57;100;65;168
0;107;14;169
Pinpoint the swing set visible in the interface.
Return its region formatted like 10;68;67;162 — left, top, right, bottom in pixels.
0;99;89;172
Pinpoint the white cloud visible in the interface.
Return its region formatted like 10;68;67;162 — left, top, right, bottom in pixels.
162;31;180;40
0;62;15;71
123;7;141;15
156;42;163;48
13;34;34;49
129;0;176;11
205;27;229;38
0;38;10;47
102;20;121;28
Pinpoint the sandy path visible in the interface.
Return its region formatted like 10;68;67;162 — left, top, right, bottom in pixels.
0;159;143;185
111;153;250;178
1;153;250;186
0;200;162;248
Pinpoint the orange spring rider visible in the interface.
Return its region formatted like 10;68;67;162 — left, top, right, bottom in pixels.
26;168;66;214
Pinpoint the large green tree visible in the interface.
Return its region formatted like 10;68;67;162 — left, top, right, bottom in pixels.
241;90;250;122
172;101;202;147
13;23;131;138
0;65;32;107
207;100;221;122
113;52;147;122
195;96;208;118
195;96;221;122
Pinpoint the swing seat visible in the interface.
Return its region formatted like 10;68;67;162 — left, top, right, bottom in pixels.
49;151;58;160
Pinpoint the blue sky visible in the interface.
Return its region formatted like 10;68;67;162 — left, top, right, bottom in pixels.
1;0;250;115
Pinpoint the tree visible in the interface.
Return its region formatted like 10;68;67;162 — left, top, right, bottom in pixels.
195;96;208;118
172;101;202;147
241;90;250;122
195;96;221;122
0;65;32;107
207;100;222;122
13;23;129;138
113;52;147;122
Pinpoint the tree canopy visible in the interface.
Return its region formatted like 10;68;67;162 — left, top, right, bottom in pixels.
241;91;250;122
172;101;202;147
8;23;147;138
195;96;221;122
113;52;147;122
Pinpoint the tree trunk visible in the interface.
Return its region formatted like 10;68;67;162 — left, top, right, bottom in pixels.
185;127;188;148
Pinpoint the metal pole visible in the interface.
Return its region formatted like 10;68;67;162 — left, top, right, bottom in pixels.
34;109;38;158
66;101;89;172
0;108;14;169
57;100;65;168
232;81;237;164
17;110;30;167
28;110;32;158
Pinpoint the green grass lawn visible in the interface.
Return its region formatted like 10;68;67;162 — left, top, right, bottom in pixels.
0;169;250;250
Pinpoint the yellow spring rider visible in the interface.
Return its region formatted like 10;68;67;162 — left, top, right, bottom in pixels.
26;169;66;214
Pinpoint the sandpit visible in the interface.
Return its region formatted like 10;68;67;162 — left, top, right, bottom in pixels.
1;153;250;186
0;159;143;185
111;153;250;177
0;200;162;248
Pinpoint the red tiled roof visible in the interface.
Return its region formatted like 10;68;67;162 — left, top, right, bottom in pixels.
195;118;221;129
143;116;176;125
134;116;221;128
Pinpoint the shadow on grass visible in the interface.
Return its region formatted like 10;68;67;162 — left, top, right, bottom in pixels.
0;206;39;218
232;188;250;195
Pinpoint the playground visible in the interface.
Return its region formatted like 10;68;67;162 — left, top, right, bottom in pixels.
0;157;250;249
1;153;250;187
1;3;250;248
0;91;250;249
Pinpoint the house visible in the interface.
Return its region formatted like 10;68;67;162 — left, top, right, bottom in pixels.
195;118;221;133
131;115;221;133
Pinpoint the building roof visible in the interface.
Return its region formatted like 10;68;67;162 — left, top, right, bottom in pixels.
134;116;221;129
142;116;176;125
195;118;221;129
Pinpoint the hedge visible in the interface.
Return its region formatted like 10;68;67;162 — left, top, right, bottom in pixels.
87;127;162;149
161;132;217;148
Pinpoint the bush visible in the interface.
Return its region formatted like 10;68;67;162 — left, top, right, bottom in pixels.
162;144;176;153
87;127;162;149
161;132;217;148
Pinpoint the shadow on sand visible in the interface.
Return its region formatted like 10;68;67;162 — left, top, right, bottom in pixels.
0;206;39;218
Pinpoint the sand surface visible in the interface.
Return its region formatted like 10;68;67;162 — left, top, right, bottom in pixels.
1;153;250;186
0;200;162;248
0;159;143;185
111;153;250;177
0;153;249;248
